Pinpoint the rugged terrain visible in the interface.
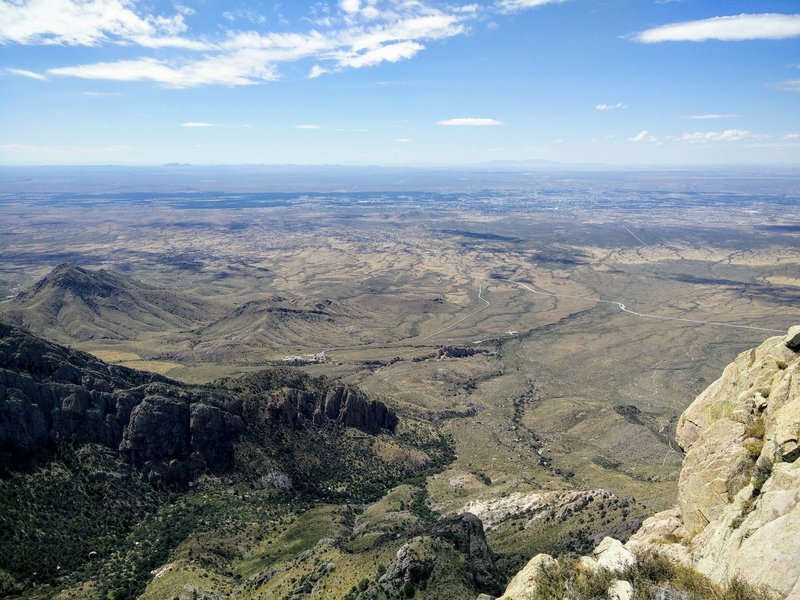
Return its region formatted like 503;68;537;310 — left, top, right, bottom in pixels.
1;170;797;598
490;326;800;600
0;323;456;598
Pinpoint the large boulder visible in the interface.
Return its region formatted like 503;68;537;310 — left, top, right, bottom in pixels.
497;554;556;600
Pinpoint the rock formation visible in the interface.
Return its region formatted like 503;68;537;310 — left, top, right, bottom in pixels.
625;325;800;599
0;323;398;481
493;326;800;600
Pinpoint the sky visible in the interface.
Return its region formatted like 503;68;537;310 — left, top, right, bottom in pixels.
1;0;799;166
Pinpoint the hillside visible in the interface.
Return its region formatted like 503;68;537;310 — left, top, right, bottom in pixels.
191;296;359;362
0;264;218;343
0;323;456;598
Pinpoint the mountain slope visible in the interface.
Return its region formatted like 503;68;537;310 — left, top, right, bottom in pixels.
0;263;217;343
0;323;454;598
191;295;358;361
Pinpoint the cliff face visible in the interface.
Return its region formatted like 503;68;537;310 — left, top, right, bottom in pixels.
492;327;800;600
627;326;800;599
0;323;397;482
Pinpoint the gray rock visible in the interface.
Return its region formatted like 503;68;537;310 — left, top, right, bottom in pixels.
431;512;502;595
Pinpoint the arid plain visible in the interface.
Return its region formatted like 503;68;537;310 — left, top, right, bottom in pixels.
1;167;798;595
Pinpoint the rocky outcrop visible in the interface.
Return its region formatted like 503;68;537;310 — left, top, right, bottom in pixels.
224;369;398;433
379;536;440;594
578;537;635;573
0;323;398;482
430;513;501;595
365;513;501;598
497;554;556;600
626;325;800;598
464;489;615;531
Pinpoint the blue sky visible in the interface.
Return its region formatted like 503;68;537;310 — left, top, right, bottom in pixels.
1;0;799;166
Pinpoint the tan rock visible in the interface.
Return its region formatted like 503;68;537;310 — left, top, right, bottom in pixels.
497;554;556;600
677;419;750;536
628;326;800;599
607;579;633;600
592;537;635;573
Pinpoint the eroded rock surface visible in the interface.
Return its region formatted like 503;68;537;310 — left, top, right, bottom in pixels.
626;325;800;598
0;323;398;482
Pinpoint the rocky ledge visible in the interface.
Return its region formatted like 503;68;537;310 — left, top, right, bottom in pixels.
491;326;800;600
0;323;397;482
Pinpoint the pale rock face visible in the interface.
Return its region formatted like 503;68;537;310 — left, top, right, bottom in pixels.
579;537;635;574
607;579;633;600
497;554;556;600
627;326;800;599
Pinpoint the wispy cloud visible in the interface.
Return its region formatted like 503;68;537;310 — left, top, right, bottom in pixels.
181;122;219;128
783;133;800;140
595;102;627;111
627;130;657;143
396;138;411;143
437;118;504;126
671;129;766;144
497;0;568;14
5;67;47;80
3;0;473;87
295;124;321;129
1;0;575;88
81;90;123;96
776;79;800;92
688;113;737;120
0;0;204;49
634;13;800;43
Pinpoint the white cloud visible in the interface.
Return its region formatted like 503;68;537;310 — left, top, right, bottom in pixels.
437;118;504;126
777;79;800;91
181;122;219;127
688;113;737;120
595;102;627;111
5;67;46;80
295;124;321;129
81;90;122;96
339;40;423;68
497;0;568;14
673;129;766;144
3;0;568;87
634;13;800;43
28;2;468;87
628;130;657;143
308;65;328;78
783;133;800;140
50;54;279;87
340;0;360;14
0;0;207;49
396;138;411;143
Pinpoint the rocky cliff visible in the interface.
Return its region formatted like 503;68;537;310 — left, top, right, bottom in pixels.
493;326;800;600
625;325;800;599
0;323;397;482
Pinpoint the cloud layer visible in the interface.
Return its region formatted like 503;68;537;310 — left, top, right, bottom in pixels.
1;0;469;87
634;13;800;43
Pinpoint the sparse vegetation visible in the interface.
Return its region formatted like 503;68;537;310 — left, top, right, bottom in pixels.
531;553;775;600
